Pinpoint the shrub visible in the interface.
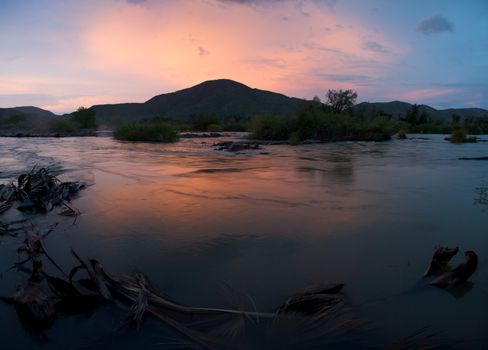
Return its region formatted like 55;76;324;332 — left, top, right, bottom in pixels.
250;107;395;142
3;114;26;126
192;115;220;131
221;121;249;132
113;122;179;142
410;122;452;134
250;115;293;140
450;129;477;144
288;132;301;146
72;107;97;129
48;119;77;134
207;123;223;132
397;129;407;139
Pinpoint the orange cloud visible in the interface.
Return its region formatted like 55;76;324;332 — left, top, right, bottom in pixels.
82;0;404;99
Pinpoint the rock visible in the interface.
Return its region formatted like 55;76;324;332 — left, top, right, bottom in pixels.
213;141;260;152
179;132;222;138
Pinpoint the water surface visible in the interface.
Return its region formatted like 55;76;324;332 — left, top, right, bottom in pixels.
0;134;487;349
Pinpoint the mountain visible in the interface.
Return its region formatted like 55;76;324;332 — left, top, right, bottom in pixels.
0;106;57;134
0;106;56;119
91;79;306;124
354;101;488;121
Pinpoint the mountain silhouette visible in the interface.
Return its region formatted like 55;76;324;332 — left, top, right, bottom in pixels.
91;79;306;124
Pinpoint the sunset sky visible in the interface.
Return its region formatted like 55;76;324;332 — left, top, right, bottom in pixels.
1;0;487;113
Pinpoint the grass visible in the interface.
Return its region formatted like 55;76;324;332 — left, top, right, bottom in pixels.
113;122;179;142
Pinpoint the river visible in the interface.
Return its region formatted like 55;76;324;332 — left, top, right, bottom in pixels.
0;134;487;349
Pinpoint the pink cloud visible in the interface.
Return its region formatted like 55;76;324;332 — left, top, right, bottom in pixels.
81;0;404;100
397;87;462;102
40;95;134;114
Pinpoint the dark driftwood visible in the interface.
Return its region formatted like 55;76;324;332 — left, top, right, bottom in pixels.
424;247;478;288
424;246;459;277
430;251;478;287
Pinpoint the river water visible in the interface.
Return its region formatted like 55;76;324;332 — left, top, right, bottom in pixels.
0;134;487;349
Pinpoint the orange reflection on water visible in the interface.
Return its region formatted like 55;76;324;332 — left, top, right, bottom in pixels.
74;146;381;245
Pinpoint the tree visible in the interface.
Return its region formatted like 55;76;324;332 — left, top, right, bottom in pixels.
418;111;429;124
72;107;97;129
404;104;419;125
325;89;358;113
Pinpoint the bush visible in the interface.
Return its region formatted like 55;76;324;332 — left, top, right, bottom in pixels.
207;123;223;132
48;119;77;134
250;107;395;142
450;129;477;144
113;122;179;142
397;129;407;139
192;115;220;131
350;116;394;141
72;107;97;129
410;122;452;134
288;132;301;145
221;121;249;132
250;115;293;140
1;114;26;126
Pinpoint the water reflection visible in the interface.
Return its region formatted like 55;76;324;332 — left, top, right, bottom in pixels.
474;181;488;211
0;134;487;348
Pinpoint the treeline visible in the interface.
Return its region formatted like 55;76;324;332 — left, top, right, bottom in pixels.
399;104;488;134
40;91;488;143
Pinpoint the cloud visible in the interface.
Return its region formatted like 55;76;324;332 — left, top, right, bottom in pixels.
321;0;340;11
363;40;389;54
244;57;287;68
416;15;454;36
397;87;462;101
217;0;282;5
198;46;210;56
318;74;371;82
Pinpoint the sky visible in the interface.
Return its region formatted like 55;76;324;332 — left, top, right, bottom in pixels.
0;0;487;113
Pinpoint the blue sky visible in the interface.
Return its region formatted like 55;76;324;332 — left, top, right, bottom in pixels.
0;0;487;113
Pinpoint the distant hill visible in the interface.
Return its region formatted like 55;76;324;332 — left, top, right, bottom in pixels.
0;106;57;134
0;106;56;119
91;79;306;124
1;82;487;131
354;101;488;121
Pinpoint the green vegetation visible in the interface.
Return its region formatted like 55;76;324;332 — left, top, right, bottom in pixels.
0;113;26;127
189;115;249;132
192;115;220;131
48;119;77;134
449;129;477;144
288;132;301;146
325;89;358;113
72;107;97;129
113;122;179;142
250;100;397;142
46;107;98;135
409;121;453;134
397;129;407;139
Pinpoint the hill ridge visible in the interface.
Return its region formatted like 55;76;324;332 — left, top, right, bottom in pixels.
1;80;487;124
